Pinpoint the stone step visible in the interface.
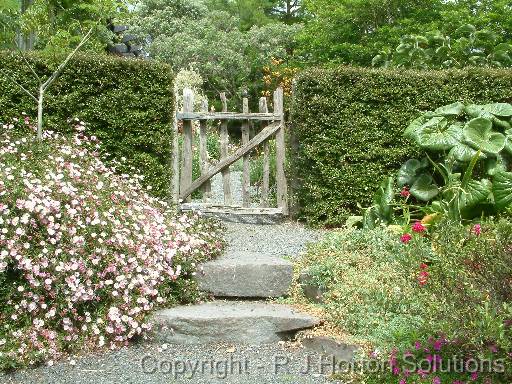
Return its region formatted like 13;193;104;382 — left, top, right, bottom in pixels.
151;301;320;345
195;251;293;298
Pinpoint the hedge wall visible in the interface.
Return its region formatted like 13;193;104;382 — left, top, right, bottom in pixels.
291;66;512;226
0;52;173;198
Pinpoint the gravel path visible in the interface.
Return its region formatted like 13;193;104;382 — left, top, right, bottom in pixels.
224;221;320;258
2;215;326;384
2;342;343;384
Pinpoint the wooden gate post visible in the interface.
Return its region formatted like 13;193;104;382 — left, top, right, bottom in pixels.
274;88;288;215
199;99;211;202
180;88;194;203
171;88;180;207
259;97;270;208
241;96;250;207
220;92;233;205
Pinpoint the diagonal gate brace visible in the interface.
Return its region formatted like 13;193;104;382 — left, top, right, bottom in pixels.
179;122;281;200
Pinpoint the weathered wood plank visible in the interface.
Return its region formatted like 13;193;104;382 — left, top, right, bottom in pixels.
219;93;233;205
171;89;180;207
242;97;250;207
259;97;270;208
177;112;281;121
179;88;194;203
199;99;211;202
180;122;281;200
274;88;289;215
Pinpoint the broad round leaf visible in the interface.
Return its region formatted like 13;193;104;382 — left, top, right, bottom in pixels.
463;117;506;154
455;24;476;36
434;102;465;116
448;142;482;163
492;171;512;211
404;114;431;141
480;103;512;117
417;118;463;150
464;104;494;119
396;43;411;54
410;174;439;202
495;43;512;52
372;55;384;67
475;30;497;43
435;46;449;56
397;158;428;187
485;155;508;176
459;179;492;209
493;117;511;130
504;131;512;155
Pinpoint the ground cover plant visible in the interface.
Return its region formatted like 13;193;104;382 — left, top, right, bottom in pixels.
293;220;512;383
0;116;224;370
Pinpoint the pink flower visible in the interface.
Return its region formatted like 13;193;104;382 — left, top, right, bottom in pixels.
472;224;481;236
470;372;479;381
401;233;412;244
433;377;441;384
412;221;426;233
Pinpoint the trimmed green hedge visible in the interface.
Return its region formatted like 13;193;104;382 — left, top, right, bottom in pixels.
0;52;174;198
291;66;512;226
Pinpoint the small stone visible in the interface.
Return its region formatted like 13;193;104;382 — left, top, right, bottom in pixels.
301;336;360;362
299;271;325;303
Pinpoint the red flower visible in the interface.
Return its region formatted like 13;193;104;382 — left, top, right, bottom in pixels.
472;224;481;236
400;186;411;198
412;221;426;233
418;270;429;286
420;263;428;270
401;233;412;244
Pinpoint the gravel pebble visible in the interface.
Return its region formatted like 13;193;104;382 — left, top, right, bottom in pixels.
224;221;320;258
2;342;346;384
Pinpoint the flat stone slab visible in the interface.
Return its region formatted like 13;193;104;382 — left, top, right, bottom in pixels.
151;301;320;344
195;251;293;298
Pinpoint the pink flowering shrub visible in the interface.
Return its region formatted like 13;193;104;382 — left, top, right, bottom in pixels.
0;117;224;369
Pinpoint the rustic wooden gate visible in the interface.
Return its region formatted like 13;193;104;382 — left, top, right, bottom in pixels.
171;87;288;216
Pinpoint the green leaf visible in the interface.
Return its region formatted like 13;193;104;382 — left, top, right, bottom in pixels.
480;103;512;117
495;43;512;52
475;30;497;43
455;24;476;36
493;117;511;130
433;102;465;116
504;130;512;155
397;158;428;187
404;114;431;141
396;43;411;54
410;174;439;201
417;118;462;150
372;176;395;221
485;154;508;176
463;117;506;154
448;142;482;163
492;172;512;210
459;179;492;209
372;55;384;67
435;46;450;56
464;104;494;119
